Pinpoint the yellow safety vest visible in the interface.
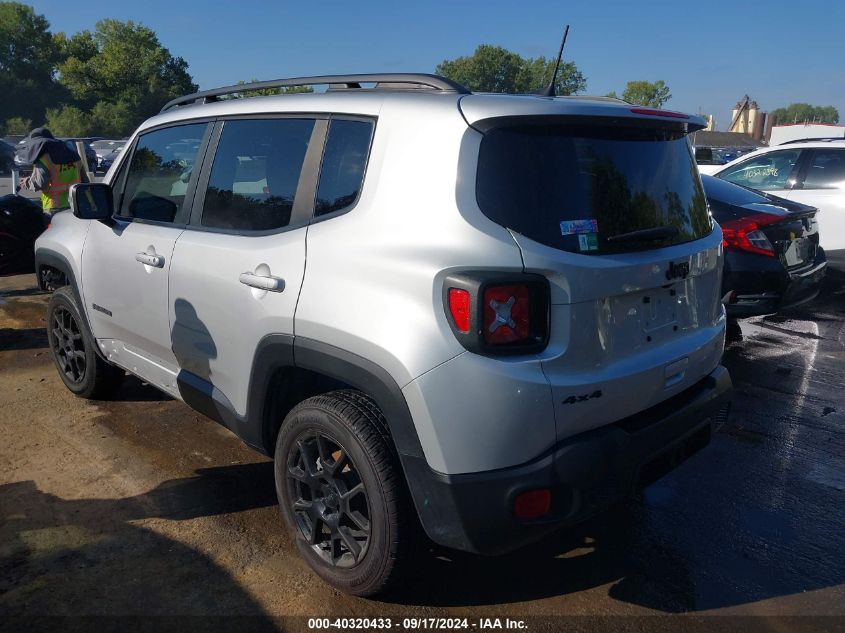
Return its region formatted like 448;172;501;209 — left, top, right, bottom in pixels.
37;154;83;211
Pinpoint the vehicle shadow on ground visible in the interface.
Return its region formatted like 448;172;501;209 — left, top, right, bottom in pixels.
386;501;697;612
0;463;279;621
0;287;48;298
0;327;48;351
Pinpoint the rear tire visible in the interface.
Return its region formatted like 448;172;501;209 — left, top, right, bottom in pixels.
46;286;124;399
274;390;411;596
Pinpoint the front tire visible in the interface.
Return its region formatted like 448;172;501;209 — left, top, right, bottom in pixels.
46;286;124;399
274;390;411;596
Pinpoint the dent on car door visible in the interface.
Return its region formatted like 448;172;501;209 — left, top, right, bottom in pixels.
168;117;328;419
80;122;212;395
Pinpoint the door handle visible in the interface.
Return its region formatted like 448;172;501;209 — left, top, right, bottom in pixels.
239;272;285;292
135;252;164;268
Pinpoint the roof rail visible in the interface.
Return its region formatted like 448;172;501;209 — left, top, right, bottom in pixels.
160;73;471;112
778;137;845;145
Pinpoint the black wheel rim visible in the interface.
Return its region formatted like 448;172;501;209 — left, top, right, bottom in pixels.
51;306;86;384
286;431;371;568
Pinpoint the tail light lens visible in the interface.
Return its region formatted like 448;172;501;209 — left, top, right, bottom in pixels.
483;284;531;344
443;273;549;356
447;288;471;333
720;213;779;257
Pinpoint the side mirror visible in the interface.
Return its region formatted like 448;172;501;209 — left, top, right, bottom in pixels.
70;183;113;220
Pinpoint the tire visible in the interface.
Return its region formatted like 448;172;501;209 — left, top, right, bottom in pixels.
274;389;411;596
46;286;124;399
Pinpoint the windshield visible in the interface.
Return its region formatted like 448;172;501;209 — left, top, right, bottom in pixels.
476;123;712;254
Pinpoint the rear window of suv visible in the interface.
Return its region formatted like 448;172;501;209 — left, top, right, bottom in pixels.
476;123;712;254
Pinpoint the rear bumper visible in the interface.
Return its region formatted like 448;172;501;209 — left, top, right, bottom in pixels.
405;365;732;555
723;249;826;317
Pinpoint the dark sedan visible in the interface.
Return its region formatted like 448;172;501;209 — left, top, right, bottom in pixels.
702;174;827;317
0;139;15;173
0;194;46;276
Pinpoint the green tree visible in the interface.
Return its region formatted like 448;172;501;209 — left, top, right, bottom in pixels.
90;101;134;138
620;80;671;108
57;19;197;135
0;2;61;126
225;79;314;99
3;115;32;135
771;103;839;124
45;105;93;137
435;44;586;95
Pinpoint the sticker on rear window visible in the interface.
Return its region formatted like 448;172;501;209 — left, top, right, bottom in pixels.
578;233;599;252
560;218;598;235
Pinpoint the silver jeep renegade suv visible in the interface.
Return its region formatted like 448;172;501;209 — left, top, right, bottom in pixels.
35;74;732;596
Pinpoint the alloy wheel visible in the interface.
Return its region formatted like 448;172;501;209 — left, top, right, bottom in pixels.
286;431;371;568
51;306;86;384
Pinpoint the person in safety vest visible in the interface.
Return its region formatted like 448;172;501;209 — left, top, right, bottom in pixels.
18;127;88;215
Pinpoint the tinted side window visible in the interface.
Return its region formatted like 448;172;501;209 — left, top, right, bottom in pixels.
315;119;374;217
803;149;845;189
201;119;315;231
719;150;801;191
119;123;208;223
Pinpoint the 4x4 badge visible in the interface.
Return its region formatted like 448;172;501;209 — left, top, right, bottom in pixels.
666;261;690;280
562;390;602;405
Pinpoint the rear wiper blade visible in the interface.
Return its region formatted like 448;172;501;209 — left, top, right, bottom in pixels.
606;225;680;243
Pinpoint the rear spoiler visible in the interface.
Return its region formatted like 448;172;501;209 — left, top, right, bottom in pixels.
467;112;707;134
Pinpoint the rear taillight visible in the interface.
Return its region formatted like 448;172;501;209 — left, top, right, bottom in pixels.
483;284;530;345
720;213;779;257
447;288;471;333
443;273;549;356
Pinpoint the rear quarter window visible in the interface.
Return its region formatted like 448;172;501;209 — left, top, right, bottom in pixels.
476;123;712;255
314;118;374;217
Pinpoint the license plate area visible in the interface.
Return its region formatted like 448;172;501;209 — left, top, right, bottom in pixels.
641;288;679;334
605;285;683;349
782;237;813;267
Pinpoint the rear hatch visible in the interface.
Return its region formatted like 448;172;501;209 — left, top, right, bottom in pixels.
462;96;725;441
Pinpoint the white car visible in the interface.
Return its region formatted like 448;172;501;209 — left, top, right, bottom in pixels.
701;139;845;266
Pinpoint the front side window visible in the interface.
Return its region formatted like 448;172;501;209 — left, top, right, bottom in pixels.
802;149;845;190
476;123;712;255
118;123;209;223
201;118;315;231
719;149;801;191
315;119;374;217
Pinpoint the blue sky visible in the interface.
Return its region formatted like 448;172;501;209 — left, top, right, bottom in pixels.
34;0;845;130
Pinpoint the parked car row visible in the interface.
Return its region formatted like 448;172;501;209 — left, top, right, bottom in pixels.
699;138;845;268
91;139;128;173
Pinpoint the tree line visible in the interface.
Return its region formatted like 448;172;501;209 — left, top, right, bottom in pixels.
0;2;195;138
0;2;838;139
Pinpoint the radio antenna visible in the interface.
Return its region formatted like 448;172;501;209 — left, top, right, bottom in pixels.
538;25;570;97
